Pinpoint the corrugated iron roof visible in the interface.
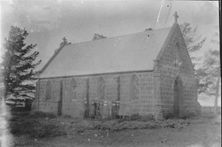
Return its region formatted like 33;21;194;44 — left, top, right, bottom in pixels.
40;27;171;78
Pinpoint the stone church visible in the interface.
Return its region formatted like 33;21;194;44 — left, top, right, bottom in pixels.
33;13;201;119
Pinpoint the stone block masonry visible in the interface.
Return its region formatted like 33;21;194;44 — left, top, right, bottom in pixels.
33;71;155;119
156;25;200;117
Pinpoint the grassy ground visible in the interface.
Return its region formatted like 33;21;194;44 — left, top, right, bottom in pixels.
8;111;221;147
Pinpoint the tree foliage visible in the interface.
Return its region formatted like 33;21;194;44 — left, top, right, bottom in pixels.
181;23;220;112
196;32;220;96
2;26;41;99
180;23;206;53
180;22;206;81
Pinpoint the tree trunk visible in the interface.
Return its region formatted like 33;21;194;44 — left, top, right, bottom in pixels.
214;77;220;114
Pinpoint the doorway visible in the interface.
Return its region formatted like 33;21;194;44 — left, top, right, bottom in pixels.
173;76;183;117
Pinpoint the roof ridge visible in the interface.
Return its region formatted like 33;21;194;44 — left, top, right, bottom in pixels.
63;27;171;47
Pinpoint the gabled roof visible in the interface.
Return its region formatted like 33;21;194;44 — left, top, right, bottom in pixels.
40;26;173;78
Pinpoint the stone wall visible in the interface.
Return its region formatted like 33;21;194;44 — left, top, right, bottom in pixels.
33;71;155;118
33;79;61;114
155;24;200;118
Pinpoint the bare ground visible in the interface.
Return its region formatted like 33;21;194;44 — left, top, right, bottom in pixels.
11;114;221;147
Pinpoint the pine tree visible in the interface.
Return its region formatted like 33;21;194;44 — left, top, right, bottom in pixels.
2;26;41;101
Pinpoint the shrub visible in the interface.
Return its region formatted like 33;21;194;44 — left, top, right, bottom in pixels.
118;114;154;122
30;122;66;138
9;112;65;138
163;113;176;119
140;115;155;121
30;111;56;118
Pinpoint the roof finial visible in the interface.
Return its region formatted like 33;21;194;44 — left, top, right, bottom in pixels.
173;11;179;23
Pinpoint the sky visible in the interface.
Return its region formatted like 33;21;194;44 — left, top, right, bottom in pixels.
0;0;219;68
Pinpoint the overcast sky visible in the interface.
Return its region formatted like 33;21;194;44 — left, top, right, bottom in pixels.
0;0;219;67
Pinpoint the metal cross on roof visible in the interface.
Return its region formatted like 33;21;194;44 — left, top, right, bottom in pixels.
174;11;179;23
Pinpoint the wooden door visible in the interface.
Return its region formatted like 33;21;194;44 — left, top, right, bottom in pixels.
173;77;183;117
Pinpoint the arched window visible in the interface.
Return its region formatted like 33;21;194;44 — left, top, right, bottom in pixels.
97;77;105;100
71;78;77;89
45;80;51;100
71;78;77;99
130;75;139;100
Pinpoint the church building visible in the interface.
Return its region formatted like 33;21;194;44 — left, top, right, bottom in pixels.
33;12;201;119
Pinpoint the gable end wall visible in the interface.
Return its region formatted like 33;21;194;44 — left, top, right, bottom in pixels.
155;24;200;118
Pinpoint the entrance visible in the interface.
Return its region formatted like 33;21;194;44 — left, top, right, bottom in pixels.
173;77;183;117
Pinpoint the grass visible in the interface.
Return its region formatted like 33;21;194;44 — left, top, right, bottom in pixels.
10;110;221;147
10;110;216;139
72;117;191;133
9;111;193;139
9;112;66;138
